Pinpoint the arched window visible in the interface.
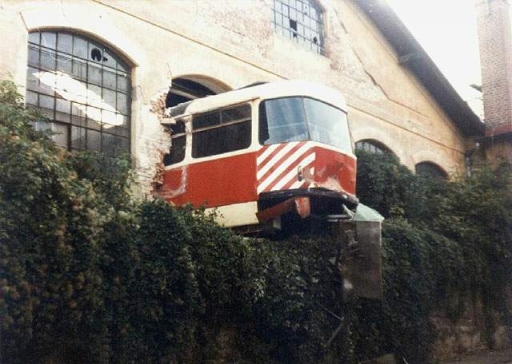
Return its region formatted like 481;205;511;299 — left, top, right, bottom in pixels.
272;0;324;54
415;162;448;179
355;140;392;155
166;78;217;108
26;31;131;157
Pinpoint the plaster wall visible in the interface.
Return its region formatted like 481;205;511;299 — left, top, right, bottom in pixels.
0;0;469;193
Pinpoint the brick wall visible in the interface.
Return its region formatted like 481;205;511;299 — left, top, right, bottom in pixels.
476;0;512;134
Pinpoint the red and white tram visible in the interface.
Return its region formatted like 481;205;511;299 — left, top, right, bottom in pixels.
161;80;359;229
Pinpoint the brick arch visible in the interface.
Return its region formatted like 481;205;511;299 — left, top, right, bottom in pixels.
411;150;452;176
351;126;399;158
164;75;232;108
174;74;232;95
415;161;448;179
355;138;395;156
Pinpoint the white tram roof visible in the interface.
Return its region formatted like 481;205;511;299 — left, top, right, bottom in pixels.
164;80;347;122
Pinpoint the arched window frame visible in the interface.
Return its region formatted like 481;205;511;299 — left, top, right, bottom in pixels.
415;161;448;179
26;30;132;157
272;0;324;54
355;139;393;155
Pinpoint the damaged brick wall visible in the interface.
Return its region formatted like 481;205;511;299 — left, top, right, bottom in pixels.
0;0;473;195
136;88;172;199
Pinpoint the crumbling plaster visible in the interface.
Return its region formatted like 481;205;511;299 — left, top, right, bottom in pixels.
0;0;470;192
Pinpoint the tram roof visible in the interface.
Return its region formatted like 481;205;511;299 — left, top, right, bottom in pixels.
164;80;347;121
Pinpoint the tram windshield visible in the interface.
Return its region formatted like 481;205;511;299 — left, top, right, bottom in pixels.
259;97;352;153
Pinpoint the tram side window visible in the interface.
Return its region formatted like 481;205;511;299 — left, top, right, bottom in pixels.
192;104;251;158
164;121;186;166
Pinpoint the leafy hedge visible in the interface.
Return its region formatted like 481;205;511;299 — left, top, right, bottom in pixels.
1;80;511;363
0;80;346;363
354;151;512;362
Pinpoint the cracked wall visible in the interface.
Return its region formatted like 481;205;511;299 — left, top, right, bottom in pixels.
0;0;471;191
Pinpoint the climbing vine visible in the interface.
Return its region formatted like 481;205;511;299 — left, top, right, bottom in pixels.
354;151;512;362
1;81;511;363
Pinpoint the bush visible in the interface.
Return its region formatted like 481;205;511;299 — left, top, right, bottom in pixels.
356;150;512;361
1;81;511;363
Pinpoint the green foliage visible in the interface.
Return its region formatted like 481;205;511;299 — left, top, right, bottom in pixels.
352;219;466;363
1;80;511;364
355;150;512;361
355;151;413;218
0;80;139;363
0;80;346;364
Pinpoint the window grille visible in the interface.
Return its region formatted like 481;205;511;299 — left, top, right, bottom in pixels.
26;31;131;157
272;0;324;54
415;162;447;179
355;140;390;155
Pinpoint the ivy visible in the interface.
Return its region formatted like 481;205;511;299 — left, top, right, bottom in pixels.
355;151;512;362
1;81;511;363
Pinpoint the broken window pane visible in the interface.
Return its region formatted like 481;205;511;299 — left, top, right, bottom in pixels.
90;47;103;63
165;121;187;165
272;0;324;54
26;30;131;155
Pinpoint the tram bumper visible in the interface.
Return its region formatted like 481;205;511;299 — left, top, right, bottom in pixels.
256;188;359;223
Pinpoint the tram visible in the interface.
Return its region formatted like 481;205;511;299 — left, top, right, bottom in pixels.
161;80;359;229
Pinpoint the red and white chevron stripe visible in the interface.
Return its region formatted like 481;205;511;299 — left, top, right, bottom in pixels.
257;142;316;194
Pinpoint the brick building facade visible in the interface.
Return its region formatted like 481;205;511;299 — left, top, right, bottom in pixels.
0;0;484;195
476;0;512;162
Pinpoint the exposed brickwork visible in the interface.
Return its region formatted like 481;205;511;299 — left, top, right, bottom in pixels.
0;0;474;188
476;0;512;134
